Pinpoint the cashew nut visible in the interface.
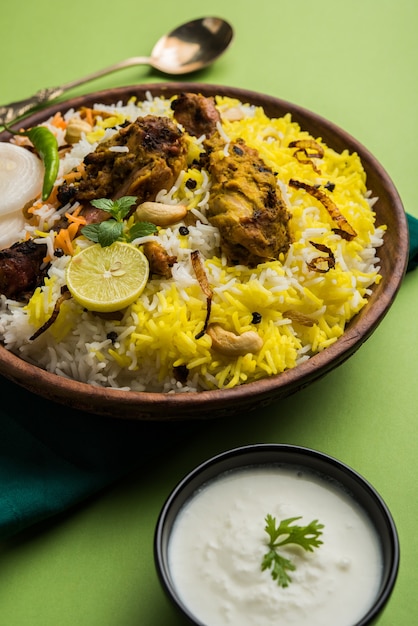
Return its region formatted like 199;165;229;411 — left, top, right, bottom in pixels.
65;117;93;144
136;201;187;226
207;324;263;357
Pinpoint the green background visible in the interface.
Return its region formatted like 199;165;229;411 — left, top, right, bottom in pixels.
1;1;417;624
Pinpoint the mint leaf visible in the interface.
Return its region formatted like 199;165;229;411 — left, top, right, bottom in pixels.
81;221;124;247
81;224;101;243
113;196;138;220
82;196;145;247
90;198;115;213
128;221;158;241
90;196;137;220
81;196;159;247
96;221;124;247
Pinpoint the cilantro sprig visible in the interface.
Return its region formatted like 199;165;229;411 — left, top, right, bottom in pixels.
81;196;157;247
261;514;324;588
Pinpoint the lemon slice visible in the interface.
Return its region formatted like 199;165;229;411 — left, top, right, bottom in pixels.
66;242;149;312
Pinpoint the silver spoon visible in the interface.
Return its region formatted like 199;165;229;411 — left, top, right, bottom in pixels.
0;17;233;126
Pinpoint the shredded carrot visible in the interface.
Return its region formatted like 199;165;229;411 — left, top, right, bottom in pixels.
50;112;67;130
62;162;85;183
54;207;87;256
66;205;85;223
54;228;74;255
44;184;59;205
80;106;120;123
81;107;94;126
27;201;43;216
26;187;59;213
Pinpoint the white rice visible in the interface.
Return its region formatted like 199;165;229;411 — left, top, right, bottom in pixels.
0;94;385;392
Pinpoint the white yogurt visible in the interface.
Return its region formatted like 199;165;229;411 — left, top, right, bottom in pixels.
168;466;383;626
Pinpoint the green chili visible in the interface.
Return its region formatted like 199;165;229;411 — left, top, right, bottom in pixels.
4;124;59;201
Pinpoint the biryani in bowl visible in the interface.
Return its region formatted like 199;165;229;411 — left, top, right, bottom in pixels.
0;84;408;419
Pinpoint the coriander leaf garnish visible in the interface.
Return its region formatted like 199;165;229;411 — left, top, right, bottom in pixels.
261;514;324;588
81;196;158;247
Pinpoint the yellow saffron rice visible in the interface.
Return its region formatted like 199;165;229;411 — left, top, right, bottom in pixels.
0;94;384;392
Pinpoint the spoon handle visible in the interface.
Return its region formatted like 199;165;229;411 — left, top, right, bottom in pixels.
0;56;150;126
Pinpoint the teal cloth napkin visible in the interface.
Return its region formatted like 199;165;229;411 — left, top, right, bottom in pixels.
407;213;418;272
0;379;196;540
1;212;417;541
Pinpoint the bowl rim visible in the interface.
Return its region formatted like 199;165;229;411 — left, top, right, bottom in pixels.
0;83;409;419
154;443;400;626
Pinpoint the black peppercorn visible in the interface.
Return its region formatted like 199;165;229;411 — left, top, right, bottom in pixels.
185;178;197;190
251;312;262;324
106;331;118;344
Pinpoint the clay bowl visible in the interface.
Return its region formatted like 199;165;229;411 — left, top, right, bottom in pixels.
0;83;409;420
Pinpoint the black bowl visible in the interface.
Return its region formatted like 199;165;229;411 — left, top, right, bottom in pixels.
154;444;399;626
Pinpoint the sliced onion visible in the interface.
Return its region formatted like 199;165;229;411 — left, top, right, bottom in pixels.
0;211;27;250
0;143;44;216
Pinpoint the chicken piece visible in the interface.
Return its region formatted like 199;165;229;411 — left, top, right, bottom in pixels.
206;137;291;266
171;92;220;138
57;115;188;218
0;240;49;301
172;93;291;266
142;241;177;278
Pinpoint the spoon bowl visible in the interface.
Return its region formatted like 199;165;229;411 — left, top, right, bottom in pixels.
150;17;234;74
0;17;234;125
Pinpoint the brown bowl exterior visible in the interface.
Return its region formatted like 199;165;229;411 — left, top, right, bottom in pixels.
0;83;409;420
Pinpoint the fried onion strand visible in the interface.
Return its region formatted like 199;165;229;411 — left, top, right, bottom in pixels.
289;179;357;240
191;250;213;339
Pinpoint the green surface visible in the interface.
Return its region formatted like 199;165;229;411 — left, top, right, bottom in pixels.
1;0;418;624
